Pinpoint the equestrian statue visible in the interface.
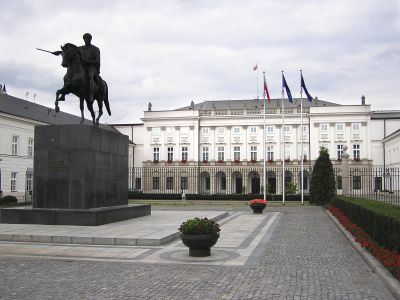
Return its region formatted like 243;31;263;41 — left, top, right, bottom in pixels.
37;33;111;126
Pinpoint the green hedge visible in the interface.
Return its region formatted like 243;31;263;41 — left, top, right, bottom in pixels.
330;196;400;253
128;192;308;201
0;195;18;205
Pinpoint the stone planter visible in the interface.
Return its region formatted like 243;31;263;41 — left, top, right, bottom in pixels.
249;204;266;214
180;233;220;257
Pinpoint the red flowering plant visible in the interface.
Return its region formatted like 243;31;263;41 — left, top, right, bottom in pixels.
328;206;400;280
248;198;268;212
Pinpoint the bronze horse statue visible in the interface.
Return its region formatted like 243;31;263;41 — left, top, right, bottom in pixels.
55;43;111;126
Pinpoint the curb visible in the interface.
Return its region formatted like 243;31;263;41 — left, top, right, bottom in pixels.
326;210;400;299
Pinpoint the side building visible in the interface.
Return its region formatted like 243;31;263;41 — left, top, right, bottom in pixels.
0;93;122;201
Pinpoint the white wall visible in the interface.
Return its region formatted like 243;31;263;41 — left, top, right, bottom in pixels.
0;114;42;200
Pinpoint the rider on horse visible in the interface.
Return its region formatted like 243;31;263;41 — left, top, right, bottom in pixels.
79;33;101;103
52;33;101;103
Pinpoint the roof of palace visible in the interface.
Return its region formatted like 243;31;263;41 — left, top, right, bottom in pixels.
175;98;341;111
0;92;117;132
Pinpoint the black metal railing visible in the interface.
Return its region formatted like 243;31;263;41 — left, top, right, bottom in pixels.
349;166;400;205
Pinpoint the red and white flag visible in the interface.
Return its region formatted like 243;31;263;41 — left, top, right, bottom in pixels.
252;64;258;71
263;74;271;104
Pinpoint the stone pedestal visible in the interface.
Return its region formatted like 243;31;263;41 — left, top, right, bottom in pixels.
1;124;150;225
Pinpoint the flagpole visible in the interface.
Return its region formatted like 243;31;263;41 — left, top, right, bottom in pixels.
257;65;259;99
300;70;304;205
263;72;267;201
281;71;285;205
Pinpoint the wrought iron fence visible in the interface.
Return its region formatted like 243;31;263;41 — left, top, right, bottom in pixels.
129;165;314;195
20;165;399;204
349;166;400;205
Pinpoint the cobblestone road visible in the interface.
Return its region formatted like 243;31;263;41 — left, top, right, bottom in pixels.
0;206;395;299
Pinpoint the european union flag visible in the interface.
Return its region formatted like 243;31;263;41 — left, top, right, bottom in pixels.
301;74;313;102
282;74;293;103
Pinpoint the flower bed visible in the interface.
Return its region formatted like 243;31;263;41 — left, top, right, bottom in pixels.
328;206;400;280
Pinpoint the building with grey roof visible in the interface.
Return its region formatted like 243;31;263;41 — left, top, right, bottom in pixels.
0;93;118;200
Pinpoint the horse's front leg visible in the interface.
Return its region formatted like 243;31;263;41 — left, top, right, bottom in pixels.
80;97;85;123
55;88;67;113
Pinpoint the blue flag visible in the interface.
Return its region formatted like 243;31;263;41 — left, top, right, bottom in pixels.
301;74;313;102
282;74;293;103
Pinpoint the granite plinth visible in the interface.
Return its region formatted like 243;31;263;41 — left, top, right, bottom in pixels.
33;124;129;209
0;205;151;226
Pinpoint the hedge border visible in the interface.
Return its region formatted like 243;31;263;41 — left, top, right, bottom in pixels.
128;192;308;201
330;195;400;253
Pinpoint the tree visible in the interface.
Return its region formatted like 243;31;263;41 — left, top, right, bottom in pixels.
310;147;335;205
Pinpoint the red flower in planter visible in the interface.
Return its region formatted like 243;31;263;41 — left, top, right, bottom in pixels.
249;199;267;205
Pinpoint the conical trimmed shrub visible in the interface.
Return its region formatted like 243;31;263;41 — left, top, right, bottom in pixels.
310;147;336;205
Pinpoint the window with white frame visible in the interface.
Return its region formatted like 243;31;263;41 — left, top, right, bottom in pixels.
166;176;173;190
26;171;33;192
233;127;241;134
181;146;188;161
11;172;17;192
266;126;274;133
250;146;257;161
233;146;240;161
217;146;224;161
284;126;291;133
353;144;360;160
284;145;291;161
352;123;360;131
337;144;343;160
153;147;159;161
320;124;328;131
152;176;160;189
28;138;34;157
267;146;274;161
336;123;344;131
181;176;188;190
298;145;308;160
202;127;209;135
250;126;257;133
152;127;161;135
217;127;225;134
12;135;19;155
202;147;209;161
167;147;174;161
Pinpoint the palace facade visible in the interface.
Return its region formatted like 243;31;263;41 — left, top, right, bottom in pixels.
113;97;400;195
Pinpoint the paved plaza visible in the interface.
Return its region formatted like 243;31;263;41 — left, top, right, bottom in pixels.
0;205;397;299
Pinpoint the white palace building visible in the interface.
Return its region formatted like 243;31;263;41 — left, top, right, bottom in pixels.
1;90;400;199
113;97;400;196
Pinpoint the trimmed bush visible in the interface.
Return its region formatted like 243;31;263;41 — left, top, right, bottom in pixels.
310;147;335;205
0;195;18;205
330;195;400;253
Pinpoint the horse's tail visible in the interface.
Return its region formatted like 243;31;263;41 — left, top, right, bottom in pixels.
103;81;111;116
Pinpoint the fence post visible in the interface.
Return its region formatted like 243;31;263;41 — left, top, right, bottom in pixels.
341;145;350;196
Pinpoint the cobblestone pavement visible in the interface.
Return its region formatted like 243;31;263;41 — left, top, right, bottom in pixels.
0;206;396;299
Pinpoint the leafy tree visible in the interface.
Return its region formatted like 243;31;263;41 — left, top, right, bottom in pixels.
285;182;297;195
310;147;335;205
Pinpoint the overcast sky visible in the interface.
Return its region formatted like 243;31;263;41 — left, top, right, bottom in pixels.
1;0;399;124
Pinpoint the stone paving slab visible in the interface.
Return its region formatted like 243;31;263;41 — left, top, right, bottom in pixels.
0;210;228;246
0;211;281;267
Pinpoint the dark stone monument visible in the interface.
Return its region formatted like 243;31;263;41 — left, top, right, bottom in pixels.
1;124;150;225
